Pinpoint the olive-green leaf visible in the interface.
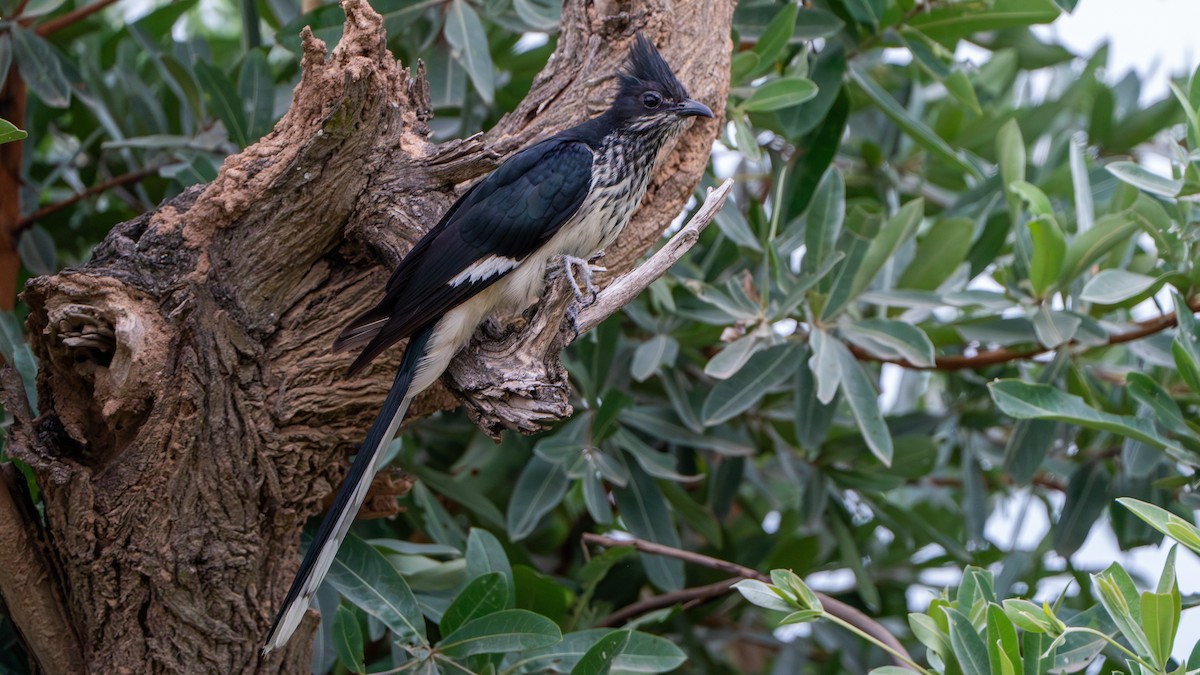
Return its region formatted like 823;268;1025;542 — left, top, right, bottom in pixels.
445;0;495;103
326;533;427;644
332;604;365;673
507;457;569;541
849;65;978;177
989;380;1190;462
702;342;804;424
832;337;893;466
1026;216;1065;297
1106;161;1181;198
438;609;561;657
1079;269;1158;304
0;118;26;144
742;77;819;112
10;26;71;108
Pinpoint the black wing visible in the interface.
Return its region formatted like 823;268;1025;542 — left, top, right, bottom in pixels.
335;138;594;374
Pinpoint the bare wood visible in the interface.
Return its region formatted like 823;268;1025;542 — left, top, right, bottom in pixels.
1;0;733;671
582;533;916;667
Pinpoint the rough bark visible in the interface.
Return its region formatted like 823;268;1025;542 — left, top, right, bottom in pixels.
0;0;731;672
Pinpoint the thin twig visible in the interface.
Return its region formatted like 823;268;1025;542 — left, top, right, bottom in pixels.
15;165;161;233
34;0;121;35
597;578;741;627
574;179;734;336
581;532;916;669
848;296;1200;371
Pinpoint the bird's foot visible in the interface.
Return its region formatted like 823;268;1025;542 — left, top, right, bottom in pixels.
558;254;605;307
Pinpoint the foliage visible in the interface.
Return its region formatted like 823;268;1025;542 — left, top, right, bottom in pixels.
741;504;1200;674
2;0;1200;672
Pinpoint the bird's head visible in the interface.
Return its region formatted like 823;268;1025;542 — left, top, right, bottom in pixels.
610;34;713;134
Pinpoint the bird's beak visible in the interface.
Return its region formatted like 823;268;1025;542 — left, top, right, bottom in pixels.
675;99;713;119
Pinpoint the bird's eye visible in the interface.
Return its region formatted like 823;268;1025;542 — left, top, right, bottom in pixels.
641;92;662;109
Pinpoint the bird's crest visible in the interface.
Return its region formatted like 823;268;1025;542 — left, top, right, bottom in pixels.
618;33;688;101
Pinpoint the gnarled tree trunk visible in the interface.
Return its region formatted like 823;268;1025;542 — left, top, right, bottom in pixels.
0;0;732;672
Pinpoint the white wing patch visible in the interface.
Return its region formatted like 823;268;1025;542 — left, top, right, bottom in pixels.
448;255;521;287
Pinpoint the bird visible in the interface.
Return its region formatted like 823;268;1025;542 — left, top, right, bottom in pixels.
263;32;712;653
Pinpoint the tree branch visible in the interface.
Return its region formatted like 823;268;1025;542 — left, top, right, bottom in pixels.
15;164;162;233
574;179;733;335
34;0;121;36
0;370;84;675
848;296;1200;370
581;533;915;668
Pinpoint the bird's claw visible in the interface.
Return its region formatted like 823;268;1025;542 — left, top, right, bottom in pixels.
559;254;603;307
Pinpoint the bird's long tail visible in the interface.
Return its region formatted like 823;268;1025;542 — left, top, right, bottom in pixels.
263;323;436;654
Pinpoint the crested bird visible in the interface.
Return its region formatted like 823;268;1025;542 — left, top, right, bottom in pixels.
263;33;712;653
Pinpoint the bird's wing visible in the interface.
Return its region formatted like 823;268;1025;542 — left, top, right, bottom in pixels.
334;138;594;372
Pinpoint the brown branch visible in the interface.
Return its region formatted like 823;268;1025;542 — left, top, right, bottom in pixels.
34;0;121;36
597;578;740;627
15;165;161;233
849;296;1200;371
0;369;84;675
581;533;915;668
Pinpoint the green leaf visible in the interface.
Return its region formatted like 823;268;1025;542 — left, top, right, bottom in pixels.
1079;269;1158;304
741;77;819;112
1117;498;1200;555
237;48;275;142
195;61;250;148
840;318;936;368
444;0;495;103
0;117;26;144
750;2;798;68
1002;599;1050;634
1140;590;1177;670
849;65;978;177
438;609;561;657
510;629;685;674
832;336;893;465
1125;372;1190;436
793;7;845;39
808;328;842;405
1091;563;1151;656
1009;181;1054;217
909;0;1060;45
1026;216;1065;297
612;464;684;591
987;604;1021;675
1059;210;1140;285
1003;353;1066;484
944;606;990;675
997;118;1026;228
733;579;795;612
1106;161;1181;198
701;342;804;425
507;457;569;541
794;344;838;449
896;217;973;291
631;334;678;382
847;199;924;303
1171;290;1200;394
511;0;560;31
326;533;427;644
10;26;70;108
17;225;57;276
989;380;1191;461
1052;462;1109;557
441;572;509;637
703;334;762;380
332;604;365;673
1030;306;1079;348
570;630;631;675
802;166;845;276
